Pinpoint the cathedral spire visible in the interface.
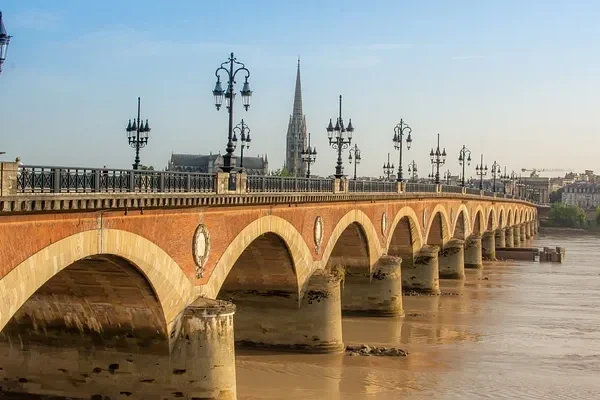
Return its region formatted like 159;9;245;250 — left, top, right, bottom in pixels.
292;57;302;117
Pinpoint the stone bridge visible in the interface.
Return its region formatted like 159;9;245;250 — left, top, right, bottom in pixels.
0;163;538;399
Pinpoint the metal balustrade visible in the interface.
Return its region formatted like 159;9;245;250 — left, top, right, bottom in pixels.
9;165;537;204
348;180;397;193
17;166;215;193
247;175;334;193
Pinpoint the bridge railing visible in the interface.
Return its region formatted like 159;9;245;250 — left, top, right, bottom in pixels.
17;166;215;193
246;175;334;193
440;185;463;194
348;180;397;193
405;183;438;193
465;187;481;196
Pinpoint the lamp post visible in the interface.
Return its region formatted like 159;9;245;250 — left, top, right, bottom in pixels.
500;166;510;194
458;145;472;187
490;161;501;193
212;53;252;173
510;170;518;195
232;119;251;170
428;164;435;183
301;132;317;178
125;97;151;170
408;160;418;182
392;119;412;181
443;169;452;185
348;143;361;180
0;12;12;76
326;95;354;178
383;152;394;181
429;133;447;184
475;154;488;190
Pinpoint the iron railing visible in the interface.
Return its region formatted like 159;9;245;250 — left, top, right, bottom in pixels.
17;166;215;193
247;175;334;193
405;183;438;193
441;185;463;194
465;187;481;196
348;180;397;193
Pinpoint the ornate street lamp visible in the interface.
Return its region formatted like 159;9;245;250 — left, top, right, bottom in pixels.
125;97;151;170
326;95;354;178
392;119;412;182
510;170;518;195
458;145;472;187
429;133;446;184
0;12;12;76
301;132;317;178
383;152;394;181
213;53;252;173
232;119;251;170
408;160;418;183
490;161;501;193
500;166;510;194
443;169;452;185
348;143;361;180
475;154;488;190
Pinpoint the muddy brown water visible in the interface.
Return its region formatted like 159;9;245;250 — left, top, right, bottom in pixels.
236;233;600;399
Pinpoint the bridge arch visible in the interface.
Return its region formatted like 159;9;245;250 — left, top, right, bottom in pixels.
451;204;471;240
205;215;314;299
498;207;506;228
321;209;381;275
486;207;497;231
472;206;485;235
424;204;451;246
0;229;193;336
386;206;423;265
507;208;514;226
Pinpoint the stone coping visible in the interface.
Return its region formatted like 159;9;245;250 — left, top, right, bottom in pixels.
0;191;536;214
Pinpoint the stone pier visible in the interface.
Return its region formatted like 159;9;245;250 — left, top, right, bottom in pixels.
0;298;238;400
505;227;514;248
520;224;527;243
495;228;506;248
482;232;496;261
525;223;532;239
402;245;440;294
438;239;465;279
342;255;404;317
513;226;521;247
225;269;344;353
464;235;483;269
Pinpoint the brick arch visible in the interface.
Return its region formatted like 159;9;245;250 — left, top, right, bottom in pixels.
204;215;314;299
507;208;514;226
321;209;382;275
386;206;424;265
472;205;485;235
516;208;522;224
498;206;506;228
486;207;497;231
452;204;471;240
424;204;451;246
0;229;193;337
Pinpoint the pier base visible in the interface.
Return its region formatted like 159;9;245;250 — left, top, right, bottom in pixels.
505;227;514;248
482;232;496;261
513;226;521;247
465;235;483;269
343;255;404;316
438;239;465;279
495;228;506;248
402;245;440;294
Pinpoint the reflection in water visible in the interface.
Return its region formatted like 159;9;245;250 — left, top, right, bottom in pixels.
237;233;600;399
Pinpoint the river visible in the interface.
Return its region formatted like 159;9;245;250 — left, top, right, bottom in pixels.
235;232;600;399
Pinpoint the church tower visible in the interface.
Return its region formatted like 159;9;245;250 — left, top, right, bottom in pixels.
285;59;307;177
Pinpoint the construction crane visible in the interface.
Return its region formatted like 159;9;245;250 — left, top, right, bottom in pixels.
520;168;573;178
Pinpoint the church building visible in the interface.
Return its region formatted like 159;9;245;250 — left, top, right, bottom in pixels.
285;59;307;177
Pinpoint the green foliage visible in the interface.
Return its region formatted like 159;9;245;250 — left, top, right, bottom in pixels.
548;203;586;228
549;188;563;203
596;207;600;225
270;166;292;177
140;165;155;171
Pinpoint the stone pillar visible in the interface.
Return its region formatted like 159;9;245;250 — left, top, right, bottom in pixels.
525;222;532;239
215;171;230;194
229;269;344;353
0;161;18;196
513;226;521;247
505;227;514;248
481;232;496;261
236;172;248;193
171;298;238;400
342;255;404;317
402;245;440;294
495;228;506;248
438;239;465;279
520;224;526;242
464;235;483;269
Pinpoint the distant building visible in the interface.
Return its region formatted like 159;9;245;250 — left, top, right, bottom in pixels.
167;153;268;175
285;59;307;177
562;183;600;209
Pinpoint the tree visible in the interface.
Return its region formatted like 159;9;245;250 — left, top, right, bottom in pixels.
270;166;292;177
549;188;564;203
548;203;586;228
140;165;155;171
596;207;600;225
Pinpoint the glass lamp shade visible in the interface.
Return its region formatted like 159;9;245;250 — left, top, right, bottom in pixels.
213;79;224;110
241;80;252;111
406;134;412;150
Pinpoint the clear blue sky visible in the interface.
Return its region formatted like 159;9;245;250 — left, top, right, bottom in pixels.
0;0;598;178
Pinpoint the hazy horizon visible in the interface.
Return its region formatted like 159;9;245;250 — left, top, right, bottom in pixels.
0;0;598;178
